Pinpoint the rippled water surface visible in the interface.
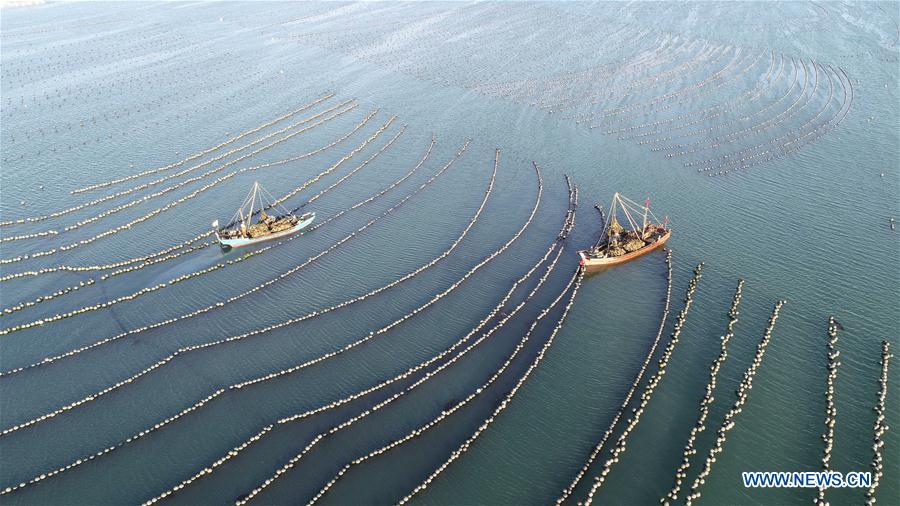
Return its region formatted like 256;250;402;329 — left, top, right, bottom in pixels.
1;2;897;505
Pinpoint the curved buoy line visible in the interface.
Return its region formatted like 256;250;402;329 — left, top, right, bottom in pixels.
144;176;575;505
0;106;379;282
0;112;394;319
684;300;786;506
395;267;585;506
0;95;346;231
555;248;673;505
0;137;481;438
0;99;357;244
0;135;444;498
68;92;335;194
0;135;450;379
583;262;704;505
0;113;399;334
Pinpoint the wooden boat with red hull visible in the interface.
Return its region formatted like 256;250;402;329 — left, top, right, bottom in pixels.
578;192;671;270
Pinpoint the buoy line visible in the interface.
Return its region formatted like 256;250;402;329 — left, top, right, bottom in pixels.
555;248;673;505
0;106;379;282
0;135;454;379
662;279;744;505
684;300;786;506
639;52;784;147
573;45;744;124
559;39;727;120
0;104;383;266
582;42;735;116
2;57;255;147
1;71;290;164
567;42;732;123
615;51;776;139
0;113;393;318
817;316;841;506
0;135;444;498
233;190;566;506
596;46;749;119
625;48;778;130
3;65;274;156
0;99;357;241
680;57;817;158
542;36;710;113
0;138;483;438
583;263;705;505
394;268;585;506
0;93;340;227
0;109;393;331
865;341;891;506
706;64;852;176
699;61;836;173
302;245;573;506
140;179;574;505
655;56;800;154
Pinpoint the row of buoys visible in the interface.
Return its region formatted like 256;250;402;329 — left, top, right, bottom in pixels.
693;61;835;170
0;389;228;497
555;248;673;505
396;268;585;506
816;316;841;506
1;50;241;129
240;186;566;505
0;109;387;319
653;56;802;155
0;138;479;437
662;278;744;505
571;44;742;121
544;38;721;114
0;105;375;282
681;58;819;158
0;136;460;379
0;93;338;227
1;50;239;117
0;98;346;240
312;255;574;506
2;69;285;162
703;65;852;176
1;33;187;84
0;104;379;267
620;52;778;140
145;185;576;505
865;340;891;506
0;230;213;281
619;49;780;130
0;99;357;244
583;262;704;505
0;136;444;497
684;300;786;505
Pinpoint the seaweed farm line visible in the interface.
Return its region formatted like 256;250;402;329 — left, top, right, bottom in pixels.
2;3;897;506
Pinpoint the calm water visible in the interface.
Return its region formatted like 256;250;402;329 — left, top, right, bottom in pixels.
0;2;897;505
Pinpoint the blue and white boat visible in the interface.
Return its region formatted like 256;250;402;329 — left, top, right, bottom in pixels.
213;181;315;249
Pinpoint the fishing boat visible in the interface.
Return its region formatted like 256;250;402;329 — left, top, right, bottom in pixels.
213;181;314;249
577;192;670;269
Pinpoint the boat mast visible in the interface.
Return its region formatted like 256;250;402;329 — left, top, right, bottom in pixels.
247;182;259;228
642;198;650;238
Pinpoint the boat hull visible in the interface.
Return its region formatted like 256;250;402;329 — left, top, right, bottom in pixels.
578;230;671;270
216;214;315;249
